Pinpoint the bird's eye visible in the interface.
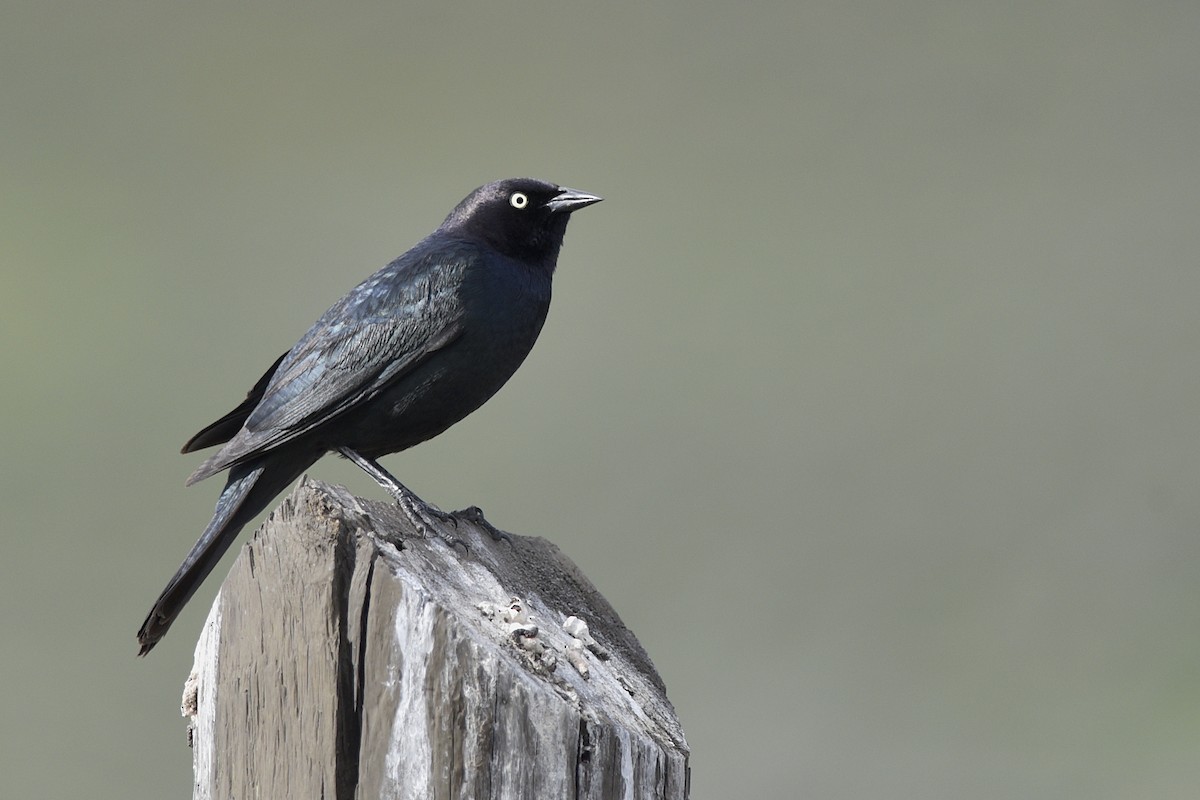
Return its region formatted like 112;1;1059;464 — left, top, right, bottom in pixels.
510;192;529;209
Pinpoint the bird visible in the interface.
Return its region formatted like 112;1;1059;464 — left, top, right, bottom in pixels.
137;178;602;655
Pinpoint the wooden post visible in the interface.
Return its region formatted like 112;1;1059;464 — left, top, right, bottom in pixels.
182;478;690;799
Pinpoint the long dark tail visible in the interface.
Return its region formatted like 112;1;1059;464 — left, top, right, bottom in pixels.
137;452;316;655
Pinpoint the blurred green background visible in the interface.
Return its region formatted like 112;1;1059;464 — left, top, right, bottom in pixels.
3;2;1199;797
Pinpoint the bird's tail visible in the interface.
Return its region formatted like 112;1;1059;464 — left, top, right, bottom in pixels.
137;453;316;655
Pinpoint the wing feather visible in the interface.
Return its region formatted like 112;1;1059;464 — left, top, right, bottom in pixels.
186;241;475;484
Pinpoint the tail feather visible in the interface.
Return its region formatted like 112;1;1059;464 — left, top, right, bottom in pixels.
137;453;316;655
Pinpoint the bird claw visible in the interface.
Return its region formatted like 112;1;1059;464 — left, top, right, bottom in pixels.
396;495;466;548
422;502;459;527
335;449;509;547
453;505;513;543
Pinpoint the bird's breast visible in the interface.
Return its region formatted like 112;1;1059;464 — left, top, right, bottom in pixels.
333;258;553;456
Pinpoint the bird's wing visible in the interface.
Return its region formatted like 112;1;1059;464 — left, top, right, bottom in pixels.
186;245;473;484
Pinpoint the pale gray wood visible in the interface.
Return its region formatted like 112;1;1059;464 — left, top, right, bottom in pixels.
184;478;689;800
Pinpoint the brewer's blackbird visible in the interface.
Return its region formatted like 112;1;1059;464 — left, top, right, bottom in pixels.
137;178;601;655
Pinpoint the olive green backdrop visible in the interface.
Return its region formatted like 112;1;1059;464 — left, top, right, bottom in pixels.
3;2;1198;797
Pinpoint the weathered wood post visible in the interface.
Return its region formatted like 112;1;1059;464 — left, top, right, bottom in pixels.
182;478;689;799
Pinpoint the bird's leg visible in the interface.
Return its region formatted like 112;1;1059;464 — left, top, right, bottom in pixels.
337;447;461;544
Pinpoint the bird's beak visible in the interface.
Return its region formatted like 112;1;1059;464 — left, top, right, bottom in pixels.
544;187;603;214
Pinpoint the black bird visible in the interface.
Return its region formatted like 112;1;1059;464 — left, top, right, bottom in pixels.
137;178;601;655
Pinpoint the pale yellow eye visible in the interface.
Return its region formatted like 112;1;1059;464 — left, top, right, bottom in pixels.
510;192;529;209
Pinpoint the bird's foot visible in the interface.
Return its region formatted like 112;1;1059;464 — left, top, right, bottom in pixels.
336;447;464;547
452;506;513;543
334;449;510;548
398;495;467;549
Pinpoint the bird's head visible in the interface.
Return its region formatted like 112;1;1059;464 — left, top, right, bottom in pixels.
441;178;602;266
